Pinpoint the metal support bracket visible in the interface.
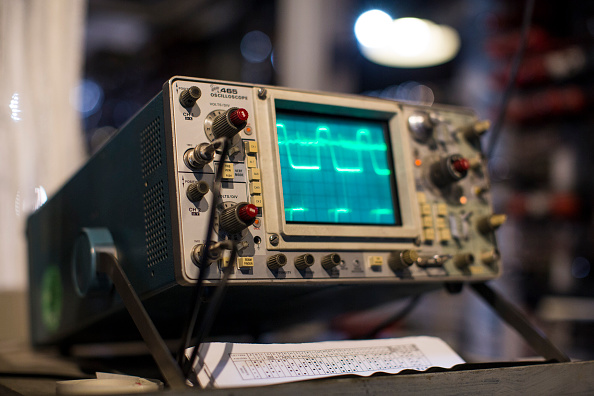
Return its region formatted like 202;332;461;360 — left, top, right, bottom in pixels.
470;282;570;363
76;228;187;390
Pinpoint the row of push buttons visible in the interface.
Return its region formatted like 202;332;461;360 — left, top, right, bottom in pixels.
417;192;451;243
245;141;263;208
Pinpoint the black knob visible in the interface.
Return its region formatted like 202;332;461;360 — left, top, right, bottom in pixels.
295;254;315;270
212;107;249;139
179;86;201;107
321;253;341;270
267;254;287;271
186;181;209;202
429;154;470;188
219;202;258;234
454;253;474;269
388;250;418;272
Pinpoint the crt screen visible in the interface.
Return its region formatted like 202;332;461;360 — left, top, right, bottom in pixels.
275;109;401;226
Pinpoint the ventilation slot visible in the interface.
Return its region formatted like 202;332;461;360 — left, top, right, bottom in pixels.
140;118;162;179
144;181;168;267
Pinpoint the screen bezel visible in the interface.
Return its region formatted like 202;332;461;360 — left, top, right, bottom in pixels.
259;89;421;243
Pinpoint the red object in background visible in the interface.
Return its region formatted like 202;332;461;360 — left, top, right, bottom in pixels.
507;85;587;124
486;27;554;59
507;192;581;220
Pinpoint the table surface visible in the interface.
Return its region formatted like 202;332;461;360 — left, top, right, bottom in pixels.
1;343;593;395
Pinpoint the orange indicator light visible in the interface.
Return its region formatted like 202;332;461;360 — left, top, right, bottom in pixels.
414;159;422;167
460;196;467;205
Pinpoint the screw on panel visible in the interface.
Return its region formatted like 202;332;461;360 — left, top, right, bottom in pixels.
269;233;279;246
257;88;267;100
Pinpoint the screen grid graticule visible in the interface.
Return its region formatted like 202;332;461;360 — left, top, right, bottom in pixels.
276;111;398;225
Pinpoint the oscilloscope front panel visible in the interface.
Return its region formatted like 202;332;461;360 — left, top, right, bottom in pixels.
165;77;501;285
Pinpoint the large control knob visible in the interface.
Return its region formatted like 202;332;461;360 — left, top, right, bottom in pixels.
477;214;507;235
408;111;435;143
429;154;470;188
212;107;249;139
295;254;315;270
388;249;418;272
267;254;287;271
321;253;341;270
186;181;209;202
219;202;258;234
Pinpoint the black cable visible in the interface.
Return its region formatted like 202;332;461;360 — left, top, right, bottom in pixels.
485;0;536;159
358;294;423;340
176;138;230;367
184;244;238;379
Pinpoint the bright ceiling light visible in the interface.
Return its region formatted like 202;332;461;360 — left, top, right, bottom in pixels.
355;11;461;68
354;10;393;48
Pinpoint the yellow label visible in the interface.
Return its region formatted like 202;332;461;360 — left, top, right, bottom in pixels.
420;203;432;216
245;141;258;155
439;229;451;241
248;168;261;181
237;257;254;268
422;216;433;228
246;156;257;168
424;228;435;241
437;203;448;216
251;195;263;207
250;181;262;195
368;256;383;268
222;163;234;179
417;192;427;203
436;217;447;229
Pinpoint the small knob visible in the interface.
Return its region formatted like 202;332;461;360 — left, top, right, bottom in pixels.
429;154;470;188
460;119;490;140
477;214;507;235
212;107;249;139
407;111;435;143
388;250;418;272
454;253;475;270
267;254;287;271
295;254;315;270
179;86;202;107
321;253;341;270
480;250;498;266
186;181;209;202
219;203;258;234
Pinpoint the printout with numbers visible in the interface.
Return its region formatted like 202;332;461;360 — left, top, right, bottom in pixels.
189;336;465;388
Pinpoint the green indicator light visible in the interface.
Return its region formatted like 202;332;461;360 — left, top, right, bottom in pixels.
276;109;401;225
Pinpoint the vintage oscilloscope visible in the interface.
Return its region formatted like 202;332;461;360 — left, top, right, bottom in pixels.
27;77;503;346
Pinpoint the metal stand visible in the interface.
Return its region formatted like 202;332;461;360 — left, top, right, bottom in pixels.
76;228;187;390
95;251;187;389
470;282;570;363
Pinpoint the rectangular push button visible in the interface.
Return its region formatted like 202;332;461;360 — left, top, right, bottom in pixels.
420;203;432;216
368;256;383;270
248;168;261;181
422;216;433;228
249;181;262;195
437;203;448;216
222;163;234;179
237;257;254;269
424;228;435;241
251;195;263;207
245;141;258;155
246;156;257;168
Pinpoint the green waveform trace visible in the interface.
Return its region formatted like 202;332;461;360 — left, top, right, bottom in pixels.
277;123;391;176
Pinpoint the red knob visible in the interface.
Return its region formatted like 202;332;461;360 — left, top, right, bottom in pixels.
238;204;258;221
452;157;470;173
229;108;249;127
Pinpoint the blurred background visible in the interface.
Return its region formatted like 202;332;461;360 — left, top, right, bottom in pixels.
1;0;593;362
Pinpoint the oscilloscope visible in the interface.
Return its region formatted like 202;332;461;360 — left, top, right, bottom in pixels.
27;76;503;346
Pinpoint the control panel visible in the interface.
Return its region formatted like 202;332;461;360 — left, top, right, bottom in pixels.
166;77;503;285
